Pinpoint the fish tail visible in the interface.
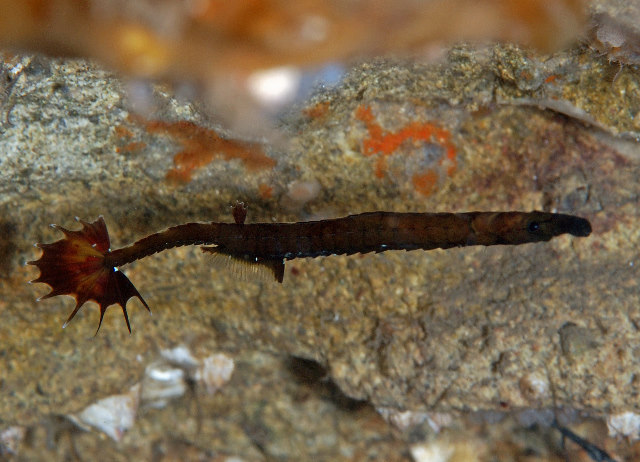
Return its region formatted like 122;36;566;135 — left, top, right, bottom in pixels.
28;217;150;334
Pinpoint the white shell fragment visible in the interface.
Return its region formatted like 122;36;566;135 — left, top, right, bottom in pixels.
195;353;235;395
76;384;141;442
67;346;235;440
0;426;26;456
607;411;640;440
377;407;452;433
159;346;235;396
410;441;455;462
160;345;200;368
140;361;188;409
143;347;235;407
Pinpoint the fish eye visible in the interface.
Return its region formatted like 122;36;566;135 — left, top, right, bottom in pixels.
527;221;540;233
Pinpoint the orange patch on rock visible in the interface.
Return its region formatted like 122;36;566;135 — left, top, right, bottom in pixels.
355;105;457;196
114;125;134;139
114;124;146;154
116;141;147;154
544;74;559;84
303;101;330;120
412;170;439;196
143;120;275;182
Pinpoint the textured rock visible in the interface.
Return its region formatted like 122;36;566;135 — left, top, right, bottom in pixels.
2;40;639;459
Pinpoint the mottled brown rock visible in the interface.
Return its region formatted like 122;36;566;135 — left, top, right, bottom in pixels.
2;39;640;459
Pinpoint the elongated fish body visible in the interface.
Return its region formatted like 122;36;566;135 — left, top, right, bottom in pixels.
29;206;591;333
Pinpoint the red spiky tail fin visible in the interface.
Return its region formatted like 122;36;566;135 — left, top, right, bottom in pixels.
28;217;150;334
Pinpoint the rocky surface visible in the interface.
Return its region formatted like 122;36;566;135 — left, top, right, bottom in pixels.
0;39;639;459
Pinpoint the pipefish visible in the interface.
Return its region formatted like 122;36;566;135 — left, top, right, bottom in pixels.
29;203;591;333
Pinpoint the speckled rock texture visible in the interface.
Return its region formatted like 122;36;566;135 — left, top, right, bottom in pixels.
1;43;639;460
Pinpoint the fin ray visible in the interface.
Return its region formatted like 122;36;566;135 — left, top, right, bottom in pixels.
29;217;149;333
202;247;284;283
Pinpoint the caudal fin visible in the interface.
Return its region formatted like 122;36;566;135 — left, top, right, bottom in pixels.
28;217;150;334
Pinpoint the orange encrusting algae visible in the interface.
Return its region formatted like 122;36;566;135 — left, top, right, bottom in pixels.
355;105;457;196
114;124;147;154
544;74;559;84
142;120;275;182
114;125;135;138
303;101;331;120
116;141;147;154
412;170;439;197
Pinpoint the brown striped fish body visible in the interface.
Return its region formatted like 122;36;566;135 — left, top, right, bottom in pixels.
29;205;591;333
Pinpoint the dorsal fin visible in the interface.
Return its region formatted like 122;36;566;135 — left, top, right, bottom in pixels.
232;201;247;224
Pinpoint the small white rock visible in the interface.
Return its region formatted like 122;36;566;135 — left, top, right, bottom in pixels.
410;441;454;462
0;426;26;456
160;345;199;368
195;353;235;394
607;411;640;440
76;384;141;441
141;361;187;409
